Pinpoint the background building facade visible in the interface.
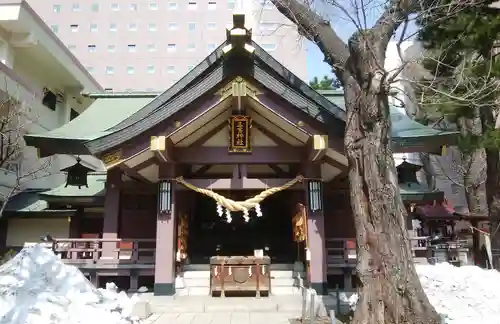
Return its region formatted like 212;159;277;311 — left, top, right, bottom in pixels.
27;0;308;91
0;0;102;202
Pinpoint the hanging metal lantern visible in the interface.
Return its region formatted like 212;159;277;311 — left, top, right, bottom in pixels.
307;180;323;212
158;180;173;214
61;157;95;188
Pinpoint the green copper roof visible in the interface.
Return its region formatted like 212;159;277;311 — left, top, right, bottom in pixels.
40;173;107;197
27;97;154;142
399;182;444;202
319;90;458;147
4;191;48;212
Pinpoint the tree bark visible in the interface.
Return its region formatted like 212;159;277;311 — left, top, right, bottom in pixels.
479;107;500;269
343;32;440;324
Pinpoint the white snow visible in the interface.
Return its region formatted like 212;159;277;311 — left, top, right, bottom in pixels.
416;263;500;324
0;244;144;324
345;263;500;324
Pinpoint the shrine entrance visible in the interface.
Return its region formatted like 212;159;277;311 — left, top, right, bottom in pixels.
187;190;297;264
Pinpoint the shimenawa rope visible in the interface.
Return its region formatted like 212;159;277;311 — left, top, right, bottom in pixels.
174;175;304;212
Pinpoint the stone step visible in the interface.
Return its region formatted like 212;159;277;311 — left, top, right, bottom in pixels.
145;295;303;314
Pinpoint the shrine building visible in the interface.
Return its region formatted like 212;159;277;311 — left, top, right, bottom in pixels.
10;14;460;297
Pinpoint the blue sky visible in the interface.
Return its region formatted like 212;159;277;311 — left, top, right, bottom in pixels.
303;1;417;81
306;40;335;81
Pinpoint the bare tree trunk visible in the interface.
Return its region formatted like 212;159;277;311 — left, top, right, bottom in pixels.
479;107;500;268
343;34;440;324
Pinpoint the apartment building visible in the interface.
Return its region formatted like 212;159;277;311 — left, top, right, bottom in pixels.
0;0;102;203
27;0;308;91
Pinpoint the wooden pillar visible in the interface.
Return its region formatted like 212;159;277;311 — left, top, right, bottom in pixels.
69;208;82;238
101;169;122;260
304;163;328;295
154;163;177;296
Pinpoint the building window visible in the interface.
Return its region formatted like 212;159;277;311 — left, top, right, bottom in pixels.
207;22;216;30
91;3;99;12
126;66;135;75
187;65;194;71
128;23;138;31
168;23;178;30
147;65;155;74
72;3;80;11
90;23;98;32
148;23;157;32
88;44;97;52
53;4;61;13
227;0;236;9
147;44;156;52
188;23;196;31
42;90;57;111
51;25;59;33
207;44;216;52
108;44;116;52
167;65;175;74
105;66;114;75
167;43;177;52
187;43;196;51
130;3;138;10
109;23;117;32
70;24;79;32
111;3;119;11
261;43;277;51
188;1;197;10
128;44;137;52
70;109;79;120
168;2;178;10
208;1;217;10
149;2;158;10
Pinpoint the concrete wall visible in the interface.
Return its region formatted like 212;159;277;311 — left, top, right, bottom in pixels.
6;218;69;247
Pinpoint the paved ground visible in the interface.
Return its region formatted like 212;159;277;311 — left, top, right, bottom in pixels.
144;312;296;324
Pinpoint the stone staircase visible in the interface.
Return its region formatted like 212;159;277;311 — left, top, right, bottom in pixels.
175;265;305;297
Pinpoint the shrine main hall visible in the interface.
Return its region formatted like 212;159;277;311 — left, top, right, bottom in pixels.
12;14;457;296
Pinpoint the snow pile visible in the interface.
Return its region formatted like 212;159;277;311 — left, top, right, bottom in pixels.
0;244;143;324
416;263;500;324
345;263;500;324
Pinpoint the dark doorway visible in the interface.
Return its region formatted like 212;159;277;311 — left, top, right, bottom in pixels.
187;190;297;264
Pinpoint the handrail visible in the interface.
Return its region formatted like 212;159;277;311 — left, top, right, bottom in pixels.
52;238;156;264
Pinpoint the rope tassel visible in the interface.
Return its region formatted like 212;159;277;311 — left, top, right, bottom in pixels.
175;175;304;222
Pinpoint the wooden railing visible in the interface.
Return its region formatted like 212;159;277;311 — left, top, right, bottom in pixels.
326;237;431;269
52;238;156;265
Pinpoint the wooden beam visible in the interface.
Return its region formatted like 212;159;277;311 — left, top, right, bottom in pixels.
190;121;227;147
174;146;302;164
130;157;156;172
119;164;151;183
323;155;347;171
175;178;302;190
253;123;296;147
304;135;328;162
150;136;173;162
251;95;345;152
192;165;212;176
267;164;288;177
